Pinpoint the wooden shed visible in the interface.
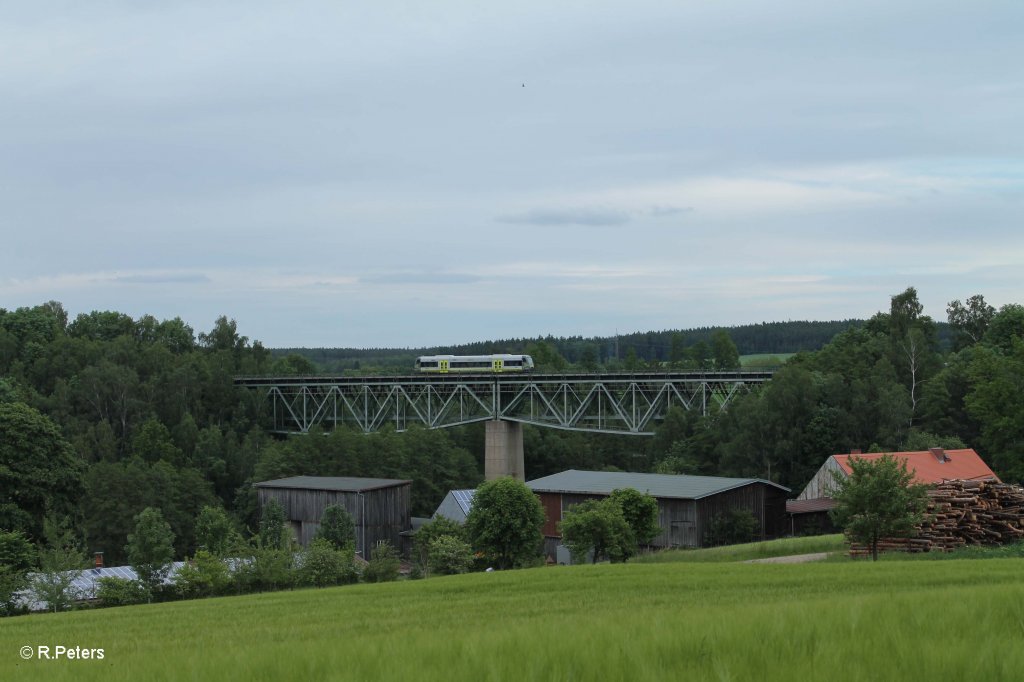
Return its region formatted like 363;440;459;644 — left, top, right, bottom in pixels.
525;470;790;560
254;476;412;558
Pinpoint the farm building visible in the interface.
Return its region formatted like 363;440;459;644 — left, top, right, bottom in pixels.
254;476;412;558
789;448;999;533
432;489;475;524
796;448;999;500
525;469;790;559
784;497;840;536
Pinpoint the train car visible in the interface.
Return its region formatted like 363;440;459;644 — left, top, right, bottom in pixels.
415;354;535;373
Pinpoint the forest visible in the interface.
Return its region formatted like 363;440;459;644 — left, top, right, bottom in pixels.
0;288;1021;568
274;318;952;373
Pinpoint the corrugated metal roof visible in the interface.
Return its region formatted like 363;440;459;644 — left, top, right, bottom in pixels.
451;489;476;515
254;475;412;492
526;469;789;500
18;562;188;611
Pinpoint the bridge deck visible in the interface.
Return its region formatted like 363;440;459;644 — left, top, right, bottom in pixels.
234;370;775;387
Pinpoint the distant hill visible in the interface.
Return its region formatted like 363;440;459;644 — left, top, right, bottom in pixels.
273;319;950;373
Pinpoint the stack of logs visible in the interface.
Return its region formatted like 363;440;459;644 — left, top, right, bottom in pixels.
849;479;1024;557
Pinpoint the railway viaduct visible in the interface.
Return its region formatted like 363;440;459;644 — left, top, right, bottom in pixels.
235;371;773;481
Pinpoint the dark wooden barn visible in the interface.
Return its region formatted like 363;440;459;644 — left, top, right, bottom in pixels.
526;470;790;560
254;476;412;558
785;498;840;536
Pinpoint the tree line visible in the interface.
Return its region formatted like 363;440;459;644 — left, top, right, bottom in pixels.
0;288;1021;609
272;319;898;374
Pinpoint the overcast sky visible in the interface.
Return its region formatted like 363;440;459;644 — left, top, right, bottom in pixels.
2;1;1022;348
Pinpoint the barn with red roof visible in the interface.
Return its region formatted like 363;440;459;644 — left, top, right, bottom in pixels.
787;448;999;535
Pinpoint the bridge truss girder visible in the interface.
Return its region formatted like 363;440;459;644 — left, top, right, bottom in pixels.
239;372;770;436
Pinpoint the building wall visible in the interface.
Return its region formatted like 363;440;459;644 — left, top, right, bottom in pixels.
694;483;788;543
797;457;845;500
788;510;840;536
537;486;787;556
257;484;411;558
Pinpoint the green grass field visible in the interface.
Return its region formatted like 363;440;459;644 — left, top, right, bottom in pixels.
635;534;846;563
3;547;1023;681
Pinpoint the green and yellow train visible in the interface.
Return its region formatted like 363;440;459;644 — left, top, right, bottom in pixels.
415;354;535;373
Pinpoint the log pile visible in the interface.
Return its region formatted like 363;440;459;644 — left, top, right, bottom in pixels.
848;479;1024;557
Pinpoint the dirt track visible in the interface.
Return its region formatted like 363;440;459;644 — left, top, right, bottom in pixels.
743;552;830;564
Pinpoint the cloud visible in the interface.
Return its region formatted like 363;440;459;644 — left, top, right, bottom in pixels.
647;205;694;217
114;273;211;284
361;272;482;285
497;207;631;226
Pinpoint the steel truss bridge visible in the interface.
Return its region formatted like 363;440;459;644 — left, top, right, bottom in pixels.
235;371;773;436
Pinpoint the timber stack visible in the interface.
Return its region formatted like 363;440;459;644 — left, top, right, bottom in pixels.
849;479;1024;557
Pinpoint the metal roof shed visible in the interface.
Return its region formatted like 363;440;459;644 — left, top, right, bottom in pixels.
432;489;476;524
526;469;790;553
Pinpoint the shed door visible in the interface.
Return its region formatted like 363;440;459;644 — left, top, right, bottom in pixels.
672;521;697;548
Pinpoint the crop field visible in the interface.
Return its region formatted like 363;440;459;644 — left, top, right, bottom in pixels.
3;552;1024;681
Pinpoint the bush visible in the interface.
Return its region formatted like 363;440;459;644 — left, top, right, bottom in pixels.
236;540;295;593
95;577;150;607
0;530;34;615
314;505;356;551
609;488;661;546
560;498;635;564
413;516;465;572
427;535;474;576
297;538;358;587
362;542;400;583
704;509;759;547
174;550;233;599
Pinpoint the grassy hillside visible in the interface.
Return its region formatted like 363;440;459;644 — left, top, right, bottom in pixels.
3;555;1023;681
635;534;845;562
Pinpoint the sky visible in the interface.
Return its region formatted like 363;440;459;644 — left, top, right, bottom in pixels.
2;1;1023;348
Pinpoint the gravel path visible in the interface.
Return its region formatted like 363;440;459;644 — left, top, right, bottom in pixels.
743;552;830;564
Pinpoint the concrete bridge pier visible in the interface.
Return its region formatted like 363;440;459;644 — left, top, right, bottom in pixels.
484;420;525;481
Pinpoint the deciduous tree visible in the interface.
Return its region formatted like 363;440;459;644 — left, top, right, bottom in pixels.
465;477;544;570
314;504;356;550
608;488;660;546
0;402;84;541
126;507;176;595
30;516;86;612
828;454;929;561
559;498;634;564
947;295;995;348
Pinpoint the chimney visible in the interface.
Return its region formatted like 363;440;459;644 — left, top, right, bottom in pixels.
850;449;862;455
929;447;948;463
94;551;104;569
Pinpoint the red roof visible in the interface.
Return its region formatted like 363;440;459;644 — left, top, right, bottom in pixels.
832;449;999;485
